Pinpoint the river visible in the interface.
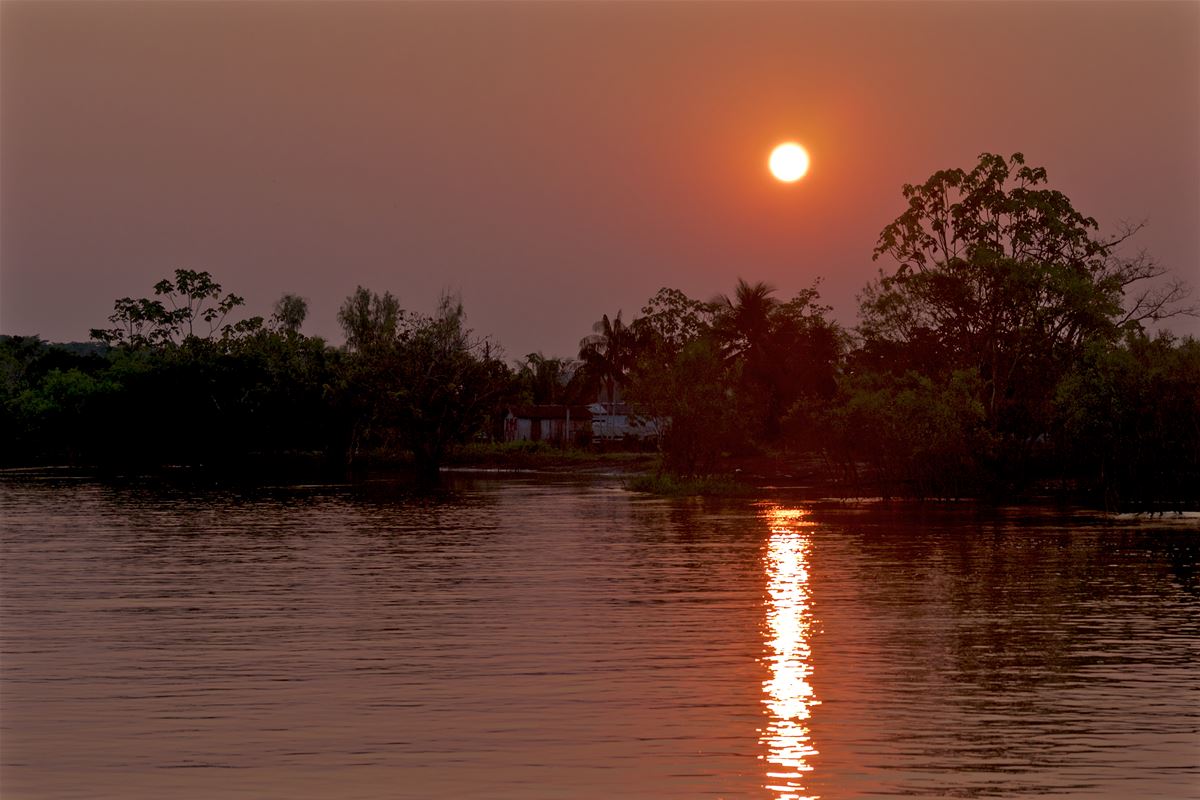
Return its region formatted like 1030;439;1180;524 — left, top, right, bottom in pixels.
1;474;1196;799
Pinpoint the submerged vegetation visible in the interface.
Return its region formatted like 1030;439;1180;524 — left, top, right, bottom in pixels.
624;473;754;498
3;153;1197;508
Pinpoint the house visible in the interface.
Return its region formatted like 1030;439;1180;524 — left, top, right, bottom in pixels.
504;405;593;446
588;402;664;442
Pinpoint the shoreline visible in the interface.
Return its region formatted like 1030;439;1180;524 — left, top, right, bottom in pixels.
5;452;1200;517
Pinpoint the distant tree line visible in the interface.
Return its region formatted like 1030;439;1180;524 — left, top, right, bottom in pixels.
2;153;1196;507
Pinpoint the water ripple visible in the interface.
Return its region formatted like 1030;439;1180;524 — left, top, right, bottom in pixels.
1;477;1196;799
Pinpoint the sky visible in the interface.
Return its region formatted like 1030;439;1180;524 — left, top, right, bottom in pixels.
3;0;1198;359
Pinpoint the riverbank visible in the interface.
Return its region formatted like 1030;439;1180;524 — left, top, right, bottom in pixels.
442;441;657;473
6;443;1196;512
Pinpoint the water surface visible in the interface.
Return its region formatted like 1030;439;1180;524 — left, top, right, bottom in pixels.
2;475;1196;798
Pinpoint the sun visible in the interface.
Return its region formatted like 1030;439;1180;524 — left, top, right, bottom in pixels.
769;142;810;183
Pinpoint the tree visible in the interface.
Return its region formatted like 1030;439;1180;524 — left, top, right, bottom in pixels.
578;311;639;403
337;286;401;354
811;369;989;499
11;368;120;460
336;288;505;478
1;337;117;464
1054;332;1200;510
271;293;308;335
623;281;841;471
392;296;507;478
89;297;172;348
634;287;715;357
335;287;407;461
713;279;779;362
764;288;842;437
515;353;581;405
863;152;1192;446
90;269;253;347
628;338;736;477
153;269;248;340
711;279;840;442
627;287;716;413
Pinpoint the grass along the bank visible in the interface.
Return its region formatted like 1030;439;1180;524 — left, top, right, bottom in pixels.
624;472;756;497
446;441;657;471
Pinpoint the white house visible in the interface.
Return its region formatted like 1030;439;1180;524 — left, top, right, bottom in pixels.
588;402;664;442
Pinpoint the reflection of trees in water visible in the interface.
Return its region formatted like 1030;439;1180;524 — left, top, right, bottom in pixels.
842;512;1196;690
821;507;1199;796
623;499;765;594
791;506;1199;798
44;477;507;600
1128;528;1199;596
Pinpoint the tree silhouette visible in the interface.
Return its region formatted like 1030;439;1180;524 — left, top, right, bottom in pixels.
90;269;250;347
578;311;638;404
864;152;1192;434
713;278;778;362
271;293;308;336
337;286;401;354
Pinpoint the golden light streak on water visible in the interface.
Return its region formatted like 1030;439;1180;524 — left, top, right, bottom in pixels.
759;506;820;800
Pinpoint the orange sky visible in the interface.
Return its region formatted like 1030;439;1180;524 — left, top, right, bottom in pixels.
3;1;1198;356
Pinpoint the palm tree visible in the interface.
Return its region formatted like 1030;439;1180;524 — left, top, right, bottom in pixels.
578;311;638;404
714;279;779;360
518;352;569;405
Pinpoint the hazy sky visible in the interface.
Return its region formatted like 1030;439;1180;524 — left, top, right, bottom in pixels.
3;1;1198;358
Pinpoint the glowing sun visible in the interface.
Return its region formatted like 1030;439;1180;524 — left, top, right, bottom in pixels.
769;142;810;182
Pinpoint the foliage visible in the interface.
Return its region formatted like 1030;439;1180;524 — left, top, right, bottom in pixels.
5;275;340;468
336;289;508;478
512;353;588;406
614;281;842;475
271;293;309;335
7;153;1198;508
391;296;508;477
711;279;841;442
90;269;256;347
808;369;990;499
628;338;736;477
635;287;715;356
861;152;1194;478
624;472;752;497
713;279;779;359
578;310;639;403
1;336;116;463
7;367;120;461
1054;332;1200;510
337;286;401;354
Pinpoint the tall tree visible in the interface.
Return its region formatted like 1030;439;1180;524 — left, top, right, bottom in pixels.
1054;331;1200;510
711;279;840;441
863;152;1192;439
515;353;578;405
713;279;778;362
392;295;506;478
634;287;714;358
153;270;248;341
628;338;735;477
336;287;406;462
337;286;401;354
271;293;309;336
578;311;638;404
336;288;504;478
90;269;254;348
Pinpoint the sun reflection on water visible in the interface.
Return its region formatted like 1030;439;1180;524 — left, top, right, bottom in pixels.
760;506;820;800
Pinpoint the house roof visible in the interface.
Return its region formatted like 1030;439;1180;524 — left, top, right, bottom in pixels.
507;404;594;421
589;402;635;415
